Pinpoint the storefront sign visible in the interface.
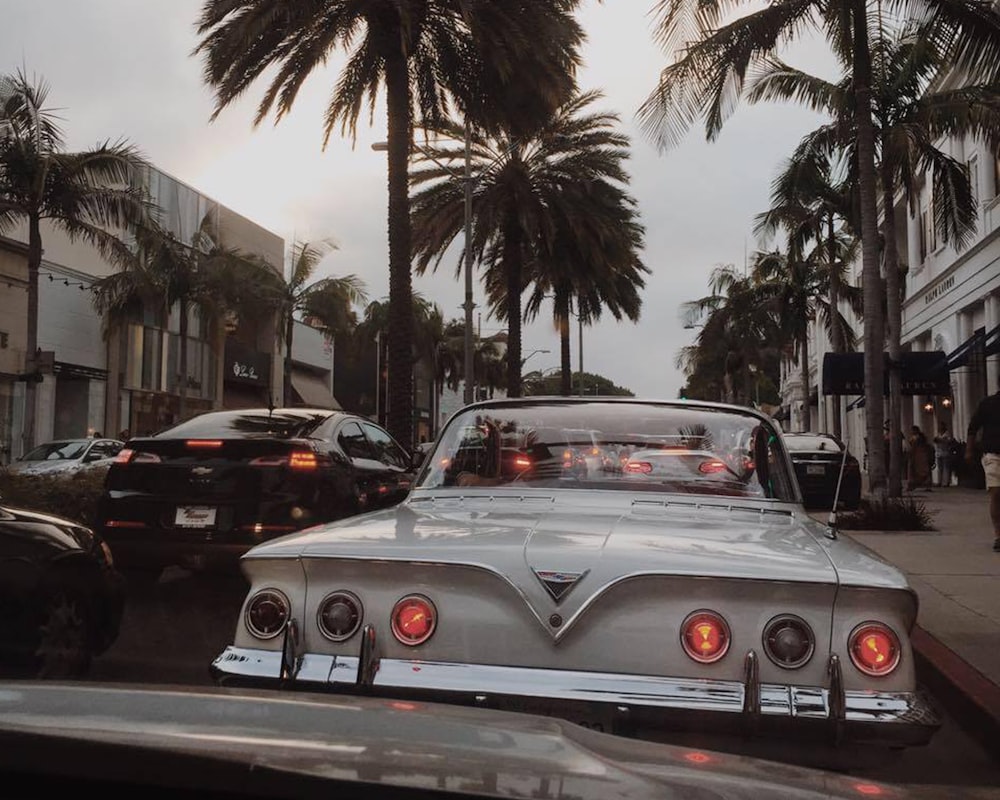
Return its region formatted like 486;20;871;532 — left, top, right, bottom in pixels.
224;341;270;386
823;351;950;396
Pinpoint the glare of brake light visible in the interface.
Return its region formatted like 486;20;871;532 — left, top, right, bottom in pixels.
186;440;223;449
681;611;730;663
849;623;900;677
391;596;436;646
698;459;728;474
114;449;134;464
853;785;884;797
514;456;532;469
289;451;318;470
683;752;712;765
624;461;652;474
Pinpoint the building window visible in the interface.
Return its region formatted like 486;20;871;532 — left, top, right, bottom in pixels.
919;202;928;263
993;151;1000;199
969;156;979;207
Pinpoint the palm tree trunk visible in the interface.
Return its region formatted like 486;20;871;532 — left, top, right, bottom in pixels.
385;50;414;448
283;312;295;407
827;213;842;441
22;212;42;453
853;1;887;500
881;153;904;497
800;335;811;432
504;218;523;398
178;298;189;420
556;292;572;396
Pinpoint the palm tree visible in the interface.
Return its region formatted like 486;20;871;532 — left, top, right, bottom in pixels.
519;171;648;396
679;265;779;406
753;146;862;439
411;90;639;397
257;240;368;408
751;244;860;432
748;25;1000;493
639;0;1000;497
0;70;151;450
193;1;584;450
93;215;270;420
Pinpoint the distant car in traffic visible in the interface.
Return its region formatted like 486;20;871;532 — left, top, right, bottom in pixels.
0;501;125;678
783;432;862;510
7;438;124;476
95;407;416;579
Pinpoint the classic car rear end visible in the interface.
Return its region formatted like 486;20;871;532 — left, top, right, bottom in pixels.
211;399;939;760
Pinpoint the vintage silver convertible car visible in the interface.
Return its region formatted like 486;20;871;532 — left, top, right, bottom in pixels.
211;399;941;760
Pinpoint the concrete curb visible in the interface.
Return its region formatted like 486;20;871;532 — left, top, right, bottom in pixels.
912;625;1000;762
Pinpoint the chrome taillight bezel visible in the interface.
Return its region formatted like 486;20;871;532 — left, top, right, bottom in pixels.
762;614;815;670
244;588;291;640
317;590;363;642
848;621;902;677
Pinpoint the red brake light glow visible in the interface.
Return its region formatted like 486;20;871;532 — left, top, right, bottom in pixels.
289;451;318;470
849;622;901;677
391;595;437;646
624;461;652;474
114;449;134;464
113;449;160;464
681;610;730;664
698;459;729;475
186;440;223;449
513;455;532;470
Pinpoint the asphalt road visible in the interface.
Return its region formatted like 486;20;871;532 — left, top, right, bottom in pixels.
86;566;1000;792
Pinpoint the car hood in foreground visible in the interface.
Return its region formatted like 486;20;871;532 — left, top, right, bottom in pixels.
248;490;906;590
0;682;977;800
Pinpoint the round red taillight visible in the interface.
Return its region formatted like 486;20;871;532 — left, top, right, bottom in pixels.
391;595;437;646
849;622;901;677
681;610;730;664
317;591;363;642
245;589;290;640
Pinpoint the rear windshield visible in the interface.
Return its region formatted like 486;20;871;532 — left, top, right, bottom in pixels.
783;435;843;453
156;411;330;440
417;401;797;502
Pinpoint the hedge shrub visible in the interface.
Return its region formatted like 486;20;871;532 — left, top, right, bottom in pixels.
0;467;108;528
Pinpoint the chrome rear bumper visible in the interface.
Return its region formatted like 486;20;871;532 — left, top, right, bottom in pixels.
210;623;940;748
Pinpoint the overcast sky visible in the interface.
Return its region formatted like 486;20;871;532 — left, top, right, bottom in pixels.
1;0;836;398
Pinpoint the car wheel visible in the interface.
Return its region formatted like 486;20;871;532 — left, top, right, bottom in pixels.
33;587;93;679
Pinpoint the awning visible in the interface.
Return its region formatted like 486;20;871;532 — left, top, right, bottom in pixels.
947;323;1000;369
822;351;950;396
290;369;341;410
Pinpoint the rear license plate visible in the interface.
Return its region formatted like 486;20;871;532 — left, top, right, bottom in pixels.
175;506;217;528
806;465;825;476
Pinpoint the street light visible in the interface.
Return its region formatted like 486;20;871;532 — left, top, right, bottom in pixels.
521;348;550;367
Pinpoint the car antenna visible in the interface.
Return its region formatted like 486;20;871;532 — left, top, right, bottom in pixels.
267;394;276;422
826;442;850;539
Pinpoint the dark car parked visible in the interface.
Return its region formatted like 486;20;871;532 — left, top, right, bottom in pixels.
0;502;125;678
95;408;416;579
783;432;861;510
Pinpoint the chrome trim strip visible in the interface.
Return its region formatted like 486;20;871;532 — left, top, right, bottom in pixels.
210;646;940;736
357;624;379;688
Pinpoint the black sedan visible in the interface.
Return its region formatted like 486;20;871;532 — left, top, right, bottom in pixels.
0;502;125;678
783;432;862;510
94;407;416;579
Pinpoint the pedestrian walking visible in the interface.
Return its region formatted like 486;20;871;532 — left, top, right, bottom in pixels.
932;422;954;488
966;386;1000;551
907;425;933;491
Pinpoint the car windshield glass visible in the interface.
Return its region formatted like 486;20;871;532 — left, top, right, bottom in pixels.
21;441;89;461
784;435;842;452
417;401;795;501
157;411;328;440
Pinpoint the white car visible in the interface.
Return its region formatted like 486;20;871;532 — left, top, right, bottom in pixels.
6;438;124;476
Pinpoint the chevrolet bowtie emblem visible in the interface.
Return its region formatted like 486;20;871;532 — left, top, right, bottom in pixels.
532;569;588;603
191;467;213;476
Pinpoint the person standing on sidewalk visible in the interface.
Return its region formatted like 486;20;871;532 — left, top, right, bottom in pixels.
966;389;1000;551
933;421;954;487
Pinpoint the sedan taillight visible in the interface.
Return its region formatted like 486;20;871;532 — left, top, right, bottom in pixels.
391;595;437;646
763;615;815;669
249;451;321;470
113;449;161;464
624;461;652;474
681;610;730;664
245;589;290;640
849;622;901;677
318;591;363;642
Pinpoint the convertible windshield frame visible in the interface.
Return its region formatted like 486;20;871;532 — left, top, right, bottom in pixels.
415;400;800;503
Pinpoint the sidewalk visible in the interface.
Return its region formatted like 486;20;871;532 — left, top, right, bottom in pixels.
840;487;1000;760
